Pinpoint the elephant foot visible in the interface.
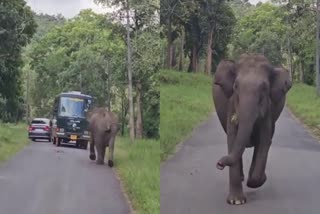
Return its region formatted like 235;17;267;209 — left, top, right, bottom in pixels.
89;154;96;160
96;160;104;165
227;192;247;205
108;160;114;168
216;155;236;170
247;173;267;189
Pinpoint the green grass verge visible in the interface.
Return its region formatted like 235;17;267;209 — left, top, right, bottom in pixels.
115;137;159;214
0;123;29;164
160;69;213;161
287;83;320;136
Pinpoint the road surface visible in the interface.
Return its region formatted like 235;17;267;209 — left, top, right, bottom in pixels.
0;142;130;214
161;108;320;214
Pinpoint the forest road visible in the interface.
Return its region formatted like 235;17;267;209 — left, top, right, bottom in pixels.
0;141;130;214
161;108;320;214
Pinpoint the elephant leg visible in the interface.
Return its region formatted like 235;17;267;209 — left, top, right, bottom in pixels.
96;142;105;165
89;133;96;161
240;157;244;182
226;122;246;205
101;144;106;162
247;118;272;188
248;144;258;179
107;136;115;168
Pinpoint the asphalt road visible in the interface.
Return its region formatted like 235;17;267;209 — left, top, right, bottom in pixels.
161;108;320;214
0;142;130;214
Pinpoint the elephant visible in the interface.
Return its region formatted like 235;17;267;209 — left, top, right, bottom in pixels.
212;54;292;205
87;107;119;167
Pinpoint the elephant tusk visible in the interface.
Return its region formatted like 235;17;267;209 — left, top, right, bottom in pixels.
231;113;238;125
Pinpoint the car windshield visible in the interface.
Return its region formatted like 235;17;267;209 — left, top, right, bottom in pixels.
59;97;85;118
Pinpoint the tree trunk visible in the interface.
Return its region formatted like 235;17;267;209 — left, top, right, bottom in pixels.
121;94;125;136
192;44;198;72
188;53;192;72
166;18;173;69
205;26;214;75
125;0;135;141
299;61;304;83
178;32;184;71
172;44;177;68
135;83;143;139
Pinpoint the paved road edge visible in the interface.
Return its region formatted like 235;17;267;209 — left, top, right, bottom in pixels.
112;168;136;214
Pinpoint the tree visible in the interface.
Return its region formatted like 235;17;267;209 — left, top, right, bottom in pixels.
29;10;125;117
230;3;287;65
0;0;37;122
95;0;160;139
199;0;236;74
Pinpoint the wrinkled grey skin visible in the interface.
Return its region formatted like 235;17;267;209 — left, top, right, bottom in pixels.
212;54;292;205
87;107;119;167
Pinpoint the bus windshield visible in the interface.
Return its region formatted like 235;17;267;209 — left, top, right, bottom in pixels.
59;97;85;118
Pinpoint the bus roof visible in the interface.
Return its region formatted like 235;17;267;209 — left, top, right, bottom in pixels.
57;91;93;99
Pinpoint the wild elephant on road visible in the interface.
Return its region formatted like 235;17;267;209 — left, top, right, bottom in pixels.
87;107;119;167
213;54;292;205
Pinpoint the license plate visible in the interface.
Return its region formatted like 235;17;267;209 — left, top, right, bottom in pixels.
70;135;77;140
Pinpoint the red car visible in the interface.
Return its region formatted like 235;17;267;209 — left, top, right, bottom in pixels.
28;118;52;141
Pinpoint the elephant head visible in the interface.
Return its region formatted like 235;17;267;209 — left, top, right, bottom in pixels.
214;54;292;169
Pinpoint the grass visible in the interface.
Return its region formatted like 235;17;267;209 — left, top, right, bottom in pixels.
114;137;159;214
160;69;213;161
0;123;29;164
286;83;320;136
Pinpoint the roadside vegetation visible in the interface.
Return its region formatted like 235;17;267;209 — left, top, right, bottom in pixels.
287;84;320;136
0;124;29;164
160;70;213;161
115;137;159;214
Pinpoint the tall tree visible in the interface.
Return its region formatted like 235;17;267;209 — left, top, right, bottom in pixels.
0;0;37;122
95;0;136;141
199;0;236;74
95;0;160;139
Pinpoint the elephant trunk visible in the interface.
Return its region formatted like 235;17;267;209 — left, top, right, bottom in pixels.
217;95;258;170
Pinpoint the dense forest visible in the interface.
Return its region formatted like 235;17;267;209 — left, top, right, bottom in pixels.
1;0;160;140
161;0;317;86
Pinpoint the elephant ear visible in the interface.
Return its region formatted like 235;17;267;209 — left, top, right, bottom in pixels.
214;60;236;98
270;67;292;102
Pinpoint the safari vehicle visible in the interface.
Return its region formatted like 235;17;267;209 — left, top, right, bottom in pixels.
51;91;93;149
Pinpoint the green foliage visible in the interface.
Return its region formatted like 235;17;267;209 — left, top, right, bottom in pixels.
160;0;236;72
228;0;254;20
230;3;287;64
132;28;162;138
95;0;160;138
28;10;125;117
284;1;316;84
0;0;37;122
32;13;65;42
160;70;213;160
115;137;159;214
229;1;317;85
